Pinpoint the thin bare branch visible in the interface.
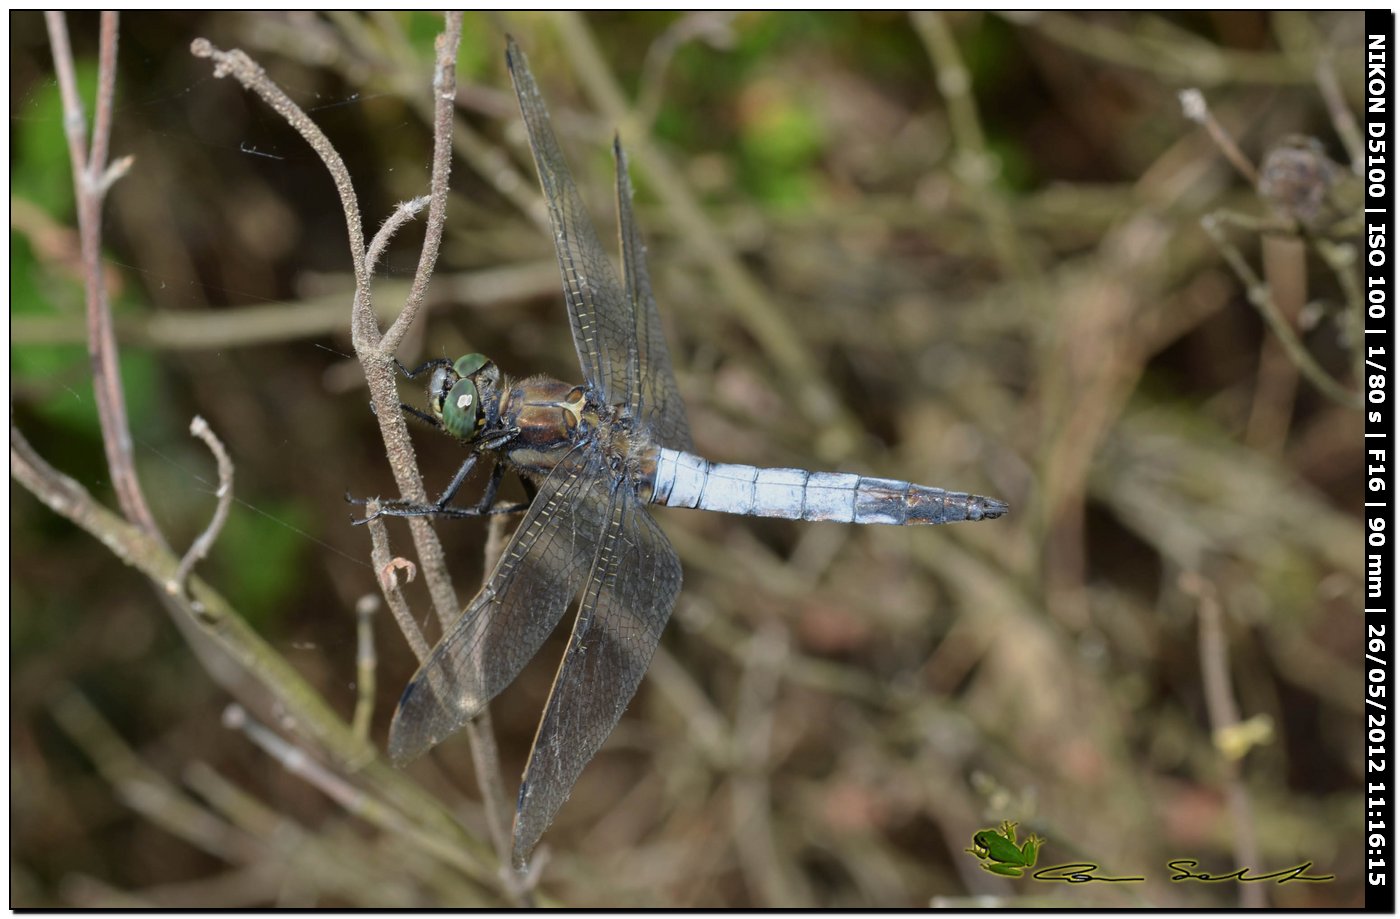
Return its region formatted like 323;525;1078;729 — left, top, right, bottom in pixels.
380;12;462;355
189;33;459;630
44;12;88;171
186;29;528;894
330;17;462;629
1179;88;1261;185
89;12;119;184
363;499;532;904
170;415;234;596
1201;212;1361;409
47;10;163;543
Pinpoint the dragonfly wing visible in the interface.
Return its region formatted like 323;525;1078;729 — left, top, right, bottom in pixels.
511;486;682;866
388;448;612;764
614;138;692;451
506;38;627;403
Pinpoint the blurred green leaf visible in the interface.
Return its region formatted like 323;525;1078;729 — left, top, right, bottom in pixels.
11;234;160;441
13;60;94;221
209;499;311;631
737;85;826;209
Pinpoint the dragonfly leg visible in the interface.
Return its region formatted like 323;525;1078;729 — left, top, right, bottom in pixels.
399;403;443;431
365;392;444;432
350;455;530;524
396;357;454;380
473;459;533;515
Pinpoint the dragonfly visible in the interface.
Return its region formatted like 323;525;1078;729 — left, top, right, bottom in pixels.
370;38;1007;869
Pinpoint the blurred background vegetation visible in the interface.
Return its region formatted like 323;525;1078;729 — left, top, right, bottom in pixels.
11;10;1366;907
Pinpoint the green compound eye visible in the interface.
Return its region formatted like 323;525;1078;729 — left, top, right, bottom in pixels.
454;353;489;378
440;377;482;438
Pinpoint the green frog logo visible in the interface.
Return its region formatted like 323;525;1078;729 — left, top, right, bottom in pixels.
965;821;1045;878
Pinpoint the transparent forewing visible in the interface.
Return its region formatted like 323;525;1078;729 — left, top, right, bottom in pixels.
506;40;691;450
506;39;624;401
511;487;682;865
614;139;692;451
387;448;612;764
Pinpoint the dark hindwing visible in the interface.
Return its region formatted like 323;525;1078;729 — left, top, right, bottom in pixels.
387;447;613;764
510;483;682;865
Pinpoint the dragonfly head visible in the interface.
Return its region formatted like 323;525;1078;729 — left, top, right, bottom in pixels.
428;352;498;439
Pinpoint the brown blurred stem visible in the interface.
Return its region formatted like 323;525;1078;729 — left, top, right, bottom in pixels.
222;704;492;884
9;262;560;351
352;594;379;743
912;11;1035;284
1178;88;1260;186
1315;56;1363;177
1015;12;1312;85
48;687;253;864
1181;573;1266;909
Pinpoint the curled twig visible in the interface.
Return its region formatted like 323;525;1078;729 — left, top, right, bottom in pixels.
169;416;234;596
367;196;431;276
363;500;431;663
379;557;418;591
